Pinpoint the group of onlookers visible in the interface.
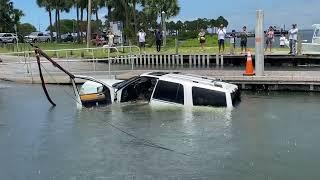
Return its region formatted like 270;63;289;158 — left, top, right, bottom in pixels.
198;23;299;55
198;25;249;54
264;24;299;55
137;28;163;52
104;23;299;55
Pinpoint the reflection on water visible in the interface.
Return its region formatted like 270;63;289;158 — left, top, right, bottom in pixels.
1;82;320;179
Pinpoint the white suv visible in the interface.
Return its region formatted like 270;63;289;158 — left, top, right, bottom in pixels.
0;33;18;44
25;32;51;43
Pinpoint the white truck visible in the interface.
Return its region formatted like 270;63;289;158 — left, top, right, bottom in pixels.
0;33;18;44
25;32;51;43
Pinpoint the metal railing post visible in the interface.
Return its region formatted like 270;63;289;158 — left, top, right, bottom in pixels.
91;49;96;71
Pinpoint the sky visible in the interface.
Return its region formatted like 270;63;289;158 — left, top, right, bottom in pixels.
11;0;320;32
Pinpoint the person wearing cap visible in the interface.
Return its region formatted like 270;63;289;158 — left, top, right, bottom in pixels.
229;30;236;54
217;24;226;53
240;26;248;54
288;24;298;55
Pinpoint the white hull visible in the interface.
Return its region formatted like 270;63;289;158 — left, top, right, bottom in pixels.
301;43;320;55
285;40;320;55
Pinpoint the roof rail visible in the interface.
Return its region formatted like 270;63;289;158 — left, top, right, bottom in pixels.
182;74;222;82
164;74;224;88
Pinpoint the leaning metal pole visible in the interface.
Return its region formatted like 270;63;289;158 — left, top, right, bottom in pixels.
255;10;265;76
34;47;76;106
35;50;56;106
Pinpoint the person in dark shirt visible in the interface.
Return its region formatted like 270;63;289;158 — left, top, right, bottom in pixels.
230;30;236;54
155;29;163;52
240;26;248;54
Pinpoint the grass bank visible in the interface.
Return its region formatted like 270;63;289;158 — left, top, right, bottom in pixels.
0;35;289;59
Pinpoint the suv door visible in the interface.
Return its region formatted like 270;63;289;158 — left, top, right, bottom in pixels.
113;76;158;103
72;76;115;108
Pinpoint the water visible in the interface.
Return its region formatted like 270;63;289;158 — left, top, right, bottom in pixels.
1;82;320;180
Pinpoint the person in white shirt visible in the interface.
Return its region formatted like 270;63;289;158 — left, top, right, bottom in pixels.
106;31;114;47
137;29;146;51
288;24;298;55
279;34;286;48
217;24;226;53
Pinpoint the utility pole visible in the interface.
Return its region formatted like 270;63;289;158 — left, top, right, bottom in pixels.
255;10;265;76
161;11;166;47
87;0;92;48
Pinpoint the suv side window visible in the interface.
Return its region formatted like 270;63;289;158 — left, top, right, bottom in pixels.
38;33;43;36
192;87;227;107
153;80;184;104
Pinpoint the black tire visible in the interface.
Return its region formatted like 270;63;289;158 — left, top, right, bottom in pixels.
46;39;50;43
33;39;37;43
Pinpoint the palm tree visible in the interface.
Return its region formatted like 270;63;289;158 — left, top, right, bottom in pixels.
92;0;105;21
54;0;73;41
36;0;53;39
73;0;81;42
144;0;180;21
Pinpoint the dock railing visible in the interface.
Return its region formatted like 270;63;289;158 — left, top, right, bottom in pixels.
0;45;142;80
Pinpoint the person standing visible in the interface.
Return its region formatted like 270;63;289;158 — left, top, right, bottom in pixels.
198;29;206;51
288;24;298;55
279;34;286;48
240;26;248;54
265;26;275;52
229;30;236;54
217;24;226;53
106;31;114;47
155;29;163;52
137;29;146;52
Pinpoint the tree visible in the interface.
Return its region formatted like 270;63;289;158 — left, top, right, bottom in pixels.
216;16;228;27
36;0;54;39
17;23;36;36
144;0;180;20
47;19;101;35
0;0;24;32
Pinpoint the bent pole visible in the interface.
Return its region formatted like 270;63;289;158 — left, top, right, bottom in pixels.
35;51;56;107
35;48;75;79
34;48;77;107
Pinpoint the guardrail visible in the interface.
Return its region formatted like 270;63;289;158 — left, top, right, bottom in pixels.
0;45;141;80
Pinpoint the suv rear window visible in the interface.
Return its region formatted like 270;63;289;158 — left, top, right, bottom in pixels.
192;87;227;107
153;81;184;104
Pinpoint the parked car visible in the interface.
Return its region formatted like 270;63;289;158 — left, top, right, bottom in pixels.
25;32;51;43
0;33;18;44
61;34;74;42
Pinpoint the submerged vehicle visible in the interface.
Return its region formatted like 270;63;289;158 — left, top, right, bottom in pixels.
76;72;241;109
31;48;240;109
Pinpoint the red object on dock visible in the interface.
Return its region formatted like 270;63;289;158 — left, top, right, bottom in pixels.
243;51;255;76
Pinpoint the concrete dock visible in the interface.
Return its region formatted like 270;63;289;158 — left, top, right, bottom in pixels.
1;54;320;91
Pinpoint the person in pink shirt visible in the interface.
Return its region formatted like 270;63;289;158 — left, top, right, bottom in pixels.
265;26;275;52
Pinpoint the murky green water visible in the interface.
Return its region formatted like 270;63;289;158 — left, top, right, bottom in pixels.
1;82;320;180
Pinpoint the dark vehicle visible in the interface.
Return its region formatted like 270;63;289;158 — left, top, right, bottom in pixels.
61;34;74;42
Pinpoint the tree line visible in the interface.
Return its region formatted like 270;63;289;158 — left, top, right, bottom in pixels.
0;0;229;43
36;0;180;43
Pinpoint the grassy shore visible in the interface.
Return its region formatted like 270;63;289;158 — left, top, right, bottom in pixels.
0;36;289;58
